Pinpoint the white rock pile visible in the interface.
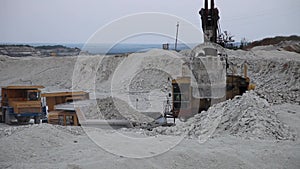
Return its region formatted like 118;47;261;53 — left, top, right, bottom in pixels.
249;60;300;104
227;49;300;105
152;91;296;140
79;97;154;124
0;124;85;138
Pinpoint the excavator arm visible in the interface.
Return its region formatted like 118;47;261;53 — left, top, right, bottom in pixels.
199;0;220;43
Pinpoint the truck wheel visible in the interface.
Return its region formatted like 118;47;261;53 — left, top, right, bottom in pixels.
17;117;30;124
5;110;11;125
0;111;3;123
179;116;187;122
34;116;41;124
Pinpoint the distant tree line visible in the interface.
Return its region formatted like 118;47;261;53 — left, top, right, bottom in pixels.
217;30;250;50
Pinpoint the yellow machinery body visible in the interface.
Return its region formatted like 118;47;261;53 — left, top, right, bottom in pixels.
0;86;44;124
171;67;254;120
47;110;79;126
42;91;89;126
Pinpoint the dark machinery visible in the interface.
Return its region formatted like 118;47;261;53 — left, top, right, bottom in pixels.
146;0;254;127
0;86;46;124
166;0;254;121
199;0;220;43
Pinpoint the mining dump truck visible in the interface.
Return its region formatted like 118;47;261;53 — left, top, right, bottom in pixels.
0;86;45;124
41;91;89;126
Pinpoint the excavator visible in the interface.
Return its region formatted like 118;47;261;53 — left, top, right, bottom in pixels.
163;0;254;123
143;0;254;129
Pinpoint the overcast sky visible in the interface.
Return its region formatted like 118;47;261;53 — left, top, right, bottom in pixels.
0;0;299;43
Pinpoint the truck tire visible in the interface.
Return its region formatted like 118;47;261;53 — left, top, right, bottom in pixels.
178;116;187;122
17;117;30;124
0;111;3;123
5;110;11;125
34;116;41;124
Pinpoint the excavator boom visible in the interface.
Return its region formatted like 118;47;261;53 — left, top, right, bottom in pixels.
199;0;220;43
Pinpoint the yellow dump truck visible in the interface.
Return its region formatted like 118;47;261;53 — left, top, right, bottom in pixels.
0;86;45;124
41;91;89;126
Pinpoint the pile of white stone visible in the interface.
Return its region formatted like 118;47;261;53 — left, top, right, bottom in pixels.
79;97;154;124
0;125;31;138
152;91;296;140
227;49;300;105
0;124;84;138
250;60;300;104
